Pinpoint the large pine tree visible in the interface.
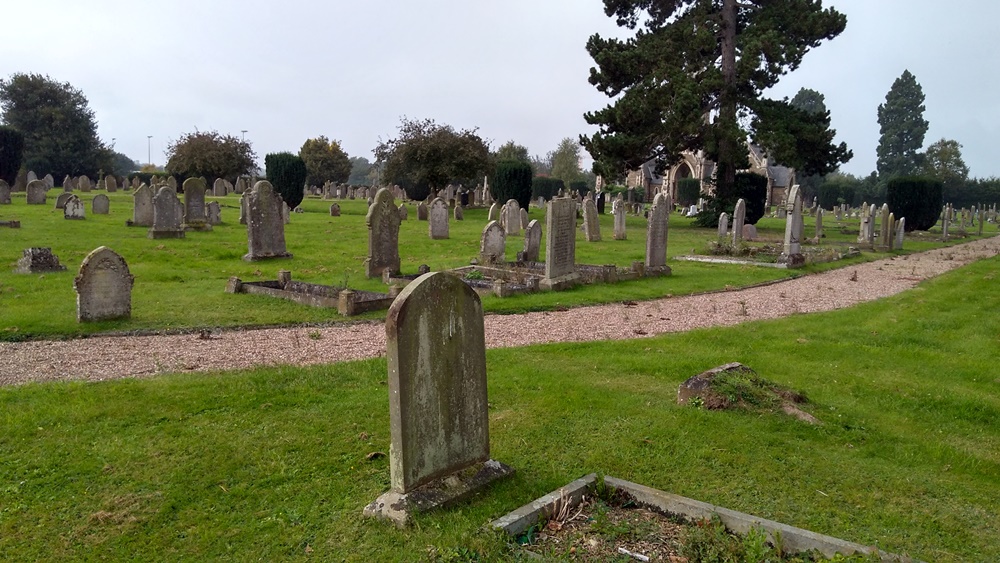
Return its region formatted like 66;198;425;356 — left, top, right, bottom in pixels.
876;70;928;180
582;0;849;200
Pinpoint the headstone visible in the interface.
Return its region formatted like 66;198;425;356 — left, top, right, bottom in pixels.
522;219;541;262
718;212;729;237
55;191;73;209
363;272;513;527
92;194;110;215
282;201;290;225
894;217;906;250
398;203;408;221
742;224;757;241
540;198;580;290
454;205;464;221
105;175;117;192
74;246;133;322
428;197;449;239
239;192;248;225
814;208;824;241
417;201;428;221
131;184;154;227
582;198;601;242
43;173;54;189
244;181;292;261
941;205;950;239
213;178;227;197
878;203;891;249
645;192;671;272
612;198;627;240
13;168;27;192
520;208;529;229
182;177;211;230
480;220;506;264
26;180;47;204
503;200;521;235
166;176;177;191
364;188;402;278
63;175;73;192
885;212;896;250
79;175;91;192
488;202;499;222
596;192;606;214
148;187;185;239
779;184;804;266
207;201;221;225
26;170;37;183
16;247;67;274
235;177;247;194
0;180;9;204
329;203;341;217
731;198;746;245
64;195;85;220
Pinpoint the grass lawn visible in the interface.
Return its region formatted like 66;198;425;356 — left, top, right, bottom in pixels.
0;188;992;340
1;254;997;561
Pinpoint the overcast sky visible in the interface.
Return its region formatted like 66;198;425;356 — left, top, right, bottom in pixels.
3;1;998;179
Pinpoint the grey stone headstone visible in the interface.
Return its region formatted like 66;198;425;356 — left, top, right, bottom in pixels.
398;203;408;221
26;180;48;204
428;197;449;239
522;219;541;262
58;190;77;209
612;199;626;240
0;180;9;204
454;205;464;221
26;170;37;183
365;188;401;278
63;195;86;220
13;168;27;192
132;184;154;227
718;212;729;237
244;181;291;260
235;177;247;194
182;177;210;230
92;194;110;215
487;202;499;222
213;178;227;197
329;203;341;216
148;187;185;238
105;175;118;192
815;208;824;240
207;201;221;225
582;198;601;242
74;246;133;322
79;175;91;192
781;184;804;262
541;198;579;289
417;202;428;220
879;203;891;248
645;192;670;270
503;200;521;235
166;176;177;190
520;208;529;230
43;173;54;189
895;217;905;250
731;198;746;244
480;220;505;264
63;175;73;192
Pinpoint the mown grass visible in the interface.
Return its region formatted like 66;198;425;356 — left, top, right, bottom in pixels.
1;255;998;561
1;189;991;340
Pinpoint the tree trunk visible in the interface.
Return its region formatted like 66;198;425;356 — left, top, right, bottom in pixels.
717;0;738;199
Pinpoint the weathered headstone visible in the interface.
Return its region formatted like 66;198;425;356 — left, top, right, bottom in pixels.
182;177;211;230
540;198;580;290
92;194;110;215
166;176;177;191
64;195;85;219
239;192;248;225
364;188;401;277
779;184;804;266
26;170;37;183
398;203;408;221
79;174;92;192
207;201;221;225
479;220;505;264
814;208;824;241
329;203;341;216
148;187;185;239
26;180;47;204
0;180;9;204
13;168;27;192
428;197;449;239
454;205;464;221
742;224;758;241
612;198;626;240
43;173;54;189
520;208;529;230
894;217;906;250
503;200;521;235
244;181;292;261
131;184;154;227
105;175;118;192
213;178;227;197
16;247;66;274
582;198;601;242
55;191;73;209
645;192;671;273
885;212;896;250
363;272;513;527
62;175;73;192
74;246;133;322
487;202;499;222
522;219;541;262
878;203;891;249
235;176;248;194
718;212;729;238
417;201;428;221
731;198;746;245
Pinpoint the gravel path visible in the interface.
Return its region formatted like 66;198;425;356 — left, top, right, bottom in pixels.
2;236;998;387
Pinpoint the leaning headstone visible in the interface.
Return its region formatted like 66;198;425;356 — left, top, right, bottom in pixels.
582;198;601;242
363;272;513;527
92;194;110;215
503;199;521;235
612;198;626;240
479;220;505;264
718;212;729;238
365;188;401;278
454;204;464;221
779;184;804;266
0;180;9;204
182;178;211;230
244;181;292;261
428;197;449;239
131;184;154;227
148;187;185;239
417;201;428;221
26;180;47;204
398;203;408;221
645;192;671;273
329;203;341;216
64;195;85;219
74;246;133;322
731;198;746;245
13;168;27;192
206;201;221;225
16;247;67;274
55;191;73;209
522;219;541;262
540;198;580;290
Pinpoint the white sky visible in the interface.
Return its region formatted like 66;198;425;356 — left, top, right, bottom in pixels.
3;1;998;178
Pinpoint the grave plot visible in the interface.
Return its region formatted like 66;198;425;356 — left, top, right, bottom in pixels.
225;270;394;316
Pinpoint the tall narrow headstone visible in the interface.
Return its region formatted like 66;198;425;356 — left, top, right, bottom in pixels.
92;194;110;215
105;175;118;192
62;175;73;192
488;202;499;222
885;212;896;250
244;181;292;261
815;208;824;241
582;198;601;242
74;246;133;322
479;220;506;264
149;187;185;238
0;180;10;204
731;198;746;245
717;212;729;238
428;197;449;239
522;219;541;262
26;180;47;204
207;201;221;225
239;192;248;225
779;184;804;266
520;208;529;230
878;203;891;249
182;177;211;230
645;192;671;272
363;272;513;527
540;198;580;290
895;217;906;250
364;188;401;278
612;199;627;240
503;200;521;235
131;184;154;227
417;201;428;221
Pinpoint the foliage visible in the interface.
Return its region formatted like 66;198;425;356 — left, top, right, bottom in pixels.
582;1;847;201
531;176;564;201
886;176;943;232
549;137;584;187
921;138;968;201
954;177;1000;210
0;72;113;179
264;152;307;210
491;160;533;209
695;172;768;228
818;173;857;208
677;178;701;207
110;151;139;176
789;87;827;115
374;117;491;201
348;156;373;185
752;98;852;178
494;141;531;165
877;70;928;181
299;136;351;187
0;125;24;184
165;130;256;182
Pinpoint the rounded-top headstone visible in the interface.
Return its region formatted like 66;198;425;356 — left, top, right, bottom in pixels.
74;246;134;322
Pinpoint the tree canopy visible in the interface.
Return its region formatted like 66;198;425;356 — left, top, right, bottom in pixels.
165;130;257;182
0;73;113;179
494;141;531;165
0;125;24;185
548;137;584;187
374;117;491;201
876;69;928;180
299;136;351;186
348;156;373;185
922;138;968;200
582;0;848;200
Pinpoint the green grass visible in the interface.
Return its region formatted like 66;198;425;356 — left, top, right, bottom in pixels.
2;255;998;561
1;189;992;339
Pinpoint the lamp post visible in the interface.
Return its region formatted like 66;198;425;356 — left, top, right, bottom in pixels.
241;130;247;141
147;135;152;166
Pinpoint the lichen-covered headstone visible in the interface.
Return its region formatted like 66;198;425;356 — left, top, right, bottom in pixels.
26;179;47;204
522;219;541;262
92;194;110;215
479;220;505;264
329;203;341;216
16;247;67;274
582;198;601;242
540;198;580;290
74;246;133;322
363;272;513;527
244;181;291;261
132;184;154;227
645;192;670;272
207;201;221;225
428;197;449;239
148;187;185;239
64;195;85;219
364;188;401;277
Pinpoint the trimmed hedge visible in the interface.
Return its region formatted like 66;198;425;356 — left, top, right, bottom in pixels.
531;176;564;201
694;172;768;228
265;152;307;210
677;178;701;207
491;160;533;209
886;176;943;231
0;126;24;186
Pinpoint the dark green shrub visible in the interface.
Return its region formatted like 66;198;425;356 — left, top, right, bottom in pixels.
886;176;943;231
569;180;588;198
531;176;564;201
265;152;307;210
0;126;24;185
491;160;533;209
605;186;645;203
676;178;701;207
694;173;768;228
398;178;431;202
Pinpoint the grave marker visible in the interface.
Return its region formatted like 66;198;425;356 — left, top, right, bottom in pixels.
645;192;671;272
540;198;580;290
131;184;154;227
364;188;401;277
92;194;110;215
26;179;47;204
428;197;449;239
148;187;185;239
479;220;505;264
244;181;292;260
522;219;541;262
582;198;601;242
74;246;133;322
